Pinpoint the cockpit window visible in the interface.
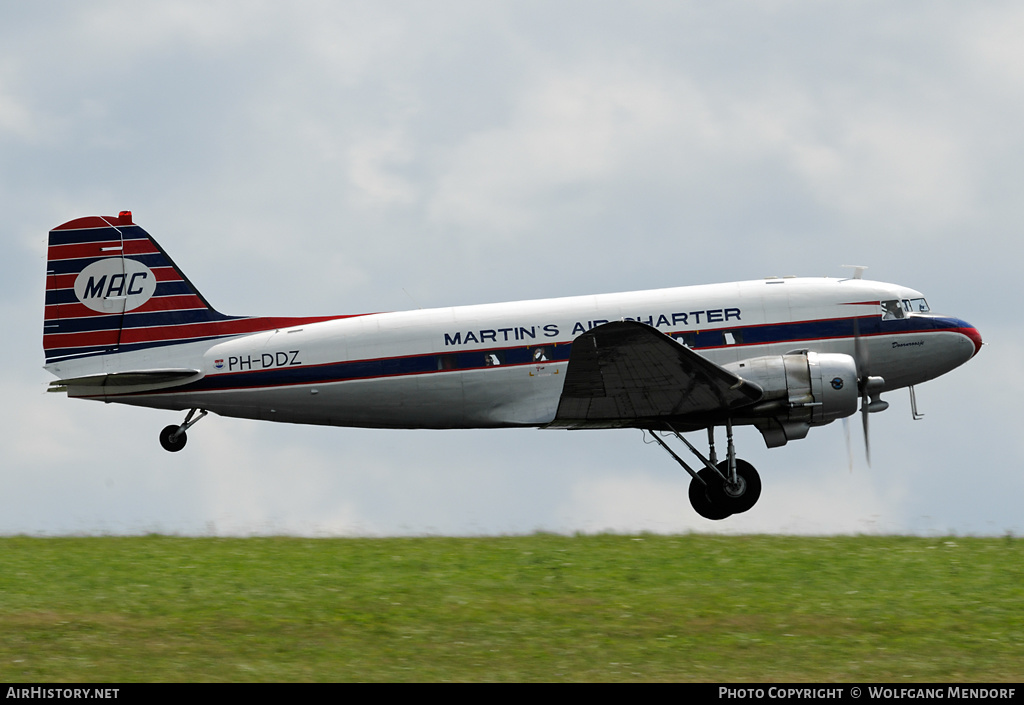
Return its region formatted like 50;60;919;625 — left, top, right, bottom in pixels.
902;298;930;313
881;300;906;320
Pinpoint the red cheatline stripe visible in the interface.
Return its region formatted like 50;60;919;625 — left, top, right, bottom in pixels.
45;274;70;291
45;313;370;354
43;304;119;321
123;239;160;256
45;314;360;350
953;326;983;356
129;294;209;314
43;330;120;348
151;266;184;282
119;323;234;344
44;295;211;321
51;216;120;231
118;316;352;344
46;266;185;292
47;240;121;261
47;239;161;262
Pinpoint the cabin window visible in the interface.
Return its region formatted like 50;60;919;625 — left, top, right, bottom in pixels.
671;332;696;348
530;346;552;362
881;300;907;320
436;354;458;371
484;351;505;367
723;330;743;345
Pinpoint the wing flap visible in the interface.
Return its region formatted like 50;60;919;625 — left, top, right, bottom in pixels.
552;321;762;428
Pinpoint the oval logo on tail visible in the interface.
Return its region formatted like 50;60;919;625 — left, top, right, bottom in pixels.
74;257;157;313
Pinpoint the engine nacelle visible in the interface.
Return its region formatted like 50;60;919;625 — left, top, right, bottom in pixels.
725;351;859;447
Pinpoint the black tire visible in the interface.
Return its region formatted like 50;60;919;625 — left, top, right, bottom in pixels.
688;468;732;520
706;459;761;514
159;425;187;452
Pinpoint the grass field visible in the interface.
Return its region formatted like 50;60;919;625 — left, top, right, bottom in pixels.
0;534;1021;682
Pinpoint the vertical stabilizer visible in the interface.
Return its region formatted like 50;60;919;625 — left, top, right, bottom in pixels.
44;212;238;362
44;212;352;364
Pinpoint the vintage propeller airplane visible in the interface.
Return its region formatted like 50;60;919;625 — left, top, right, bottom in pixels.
43;212;982;519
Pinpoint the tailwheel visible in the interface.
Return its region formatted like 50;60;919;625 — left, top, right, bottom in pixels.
688;468;732;520
158;409;207;452
706;459;761;514
159;425;187;452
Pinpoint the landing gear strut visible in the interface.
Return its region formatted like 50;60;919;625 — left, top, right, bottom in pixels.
159;408;207;452
648;419;761;520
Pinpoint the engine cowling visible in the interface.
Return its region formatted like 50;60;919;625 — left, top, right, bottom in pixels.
725;351;859;447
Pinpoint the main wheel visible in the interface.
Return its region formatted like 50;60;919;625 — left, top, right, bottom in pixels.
688;468;732;520
159;425;187;452
706;459;761;514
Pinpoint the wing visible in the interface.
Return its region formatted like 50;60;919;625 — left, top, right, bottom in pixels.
550;321;762;429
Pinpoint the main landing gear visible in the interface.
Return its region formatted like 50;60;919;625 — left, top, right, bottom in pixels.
159;408;207;452
648;419;761;520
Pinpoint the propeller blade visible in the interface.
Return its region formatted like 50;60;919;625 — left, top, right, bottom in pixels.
852;316;868;376
842;417;853;472
862;400;871;467
853;314;871;466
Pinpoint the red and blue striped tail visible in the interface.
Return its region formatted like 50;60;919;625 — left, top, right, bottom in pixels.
44;212;344;363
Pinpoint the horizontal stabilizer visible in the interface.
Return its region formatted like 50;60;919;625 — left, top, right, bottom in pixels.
48;368;202;396
552;321;762;428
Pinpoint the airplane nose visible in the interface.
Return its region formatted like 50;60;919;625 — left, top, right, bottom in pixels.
961;324;983;358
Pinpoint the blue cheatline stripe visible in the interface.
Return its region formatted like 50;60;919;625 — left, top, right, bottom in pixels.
46;281;202;306
46;305;242;334
47;252;189;276
48;223;160;246
45;333;242;362
107;315;970;398
48;226;123;247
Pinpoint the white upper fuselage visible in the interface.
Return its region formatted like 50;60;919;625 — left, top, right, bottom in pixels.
46;276;980;430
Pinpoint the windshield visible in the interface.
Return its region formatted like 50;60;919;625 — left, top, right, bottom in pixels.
903;297;930;313
882;297;930;320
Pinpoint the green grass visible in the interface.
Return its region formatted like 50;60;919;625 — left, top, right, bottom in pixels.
0;534;1022;681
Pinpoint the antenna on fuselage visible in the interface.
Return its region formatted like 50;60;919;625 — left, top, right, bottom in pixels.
840;264;868;280
402;288;423;310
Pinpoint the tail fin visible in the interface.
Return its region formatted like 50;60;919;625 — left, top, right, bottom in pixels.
44;212;351;364
43;211;239;362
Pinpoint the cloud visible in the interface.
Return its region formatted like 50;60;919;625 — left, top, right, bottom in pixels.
427;64;692;235
347;128;419;209
1;2;1019;536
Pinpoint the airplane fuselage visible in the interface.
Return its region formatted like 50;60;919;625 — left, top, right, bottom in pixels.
42;214;983;517
48;276;980;433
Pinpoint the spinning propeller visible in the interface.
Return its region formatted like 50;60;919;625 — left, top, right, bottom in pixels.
848;308;888;467
838;266;890;467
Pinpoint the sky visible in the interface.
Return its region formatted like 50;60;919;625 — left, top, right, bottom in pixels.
2;1;1021;536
